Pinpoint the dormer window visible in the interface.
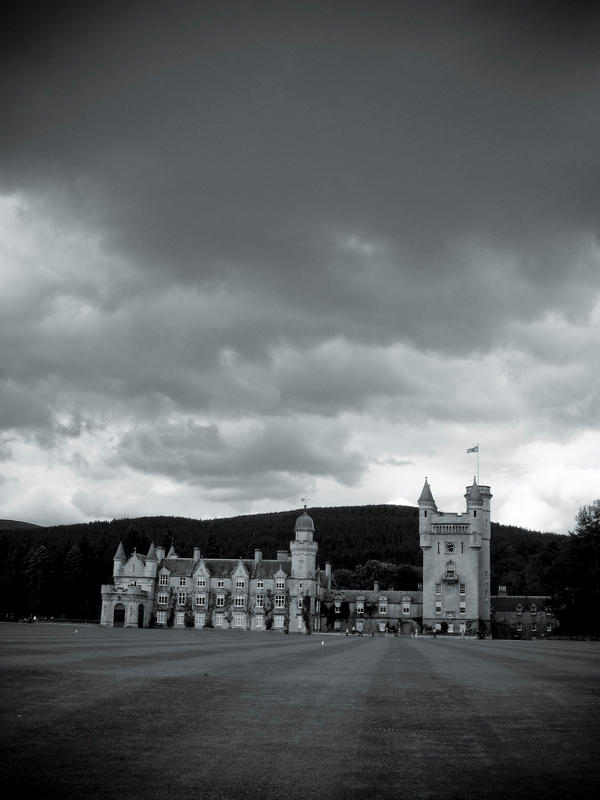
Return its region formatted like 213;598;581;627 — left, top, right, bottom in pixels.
276;578;285;590
236;578;245;589
159;574;168;586
179;577;186;587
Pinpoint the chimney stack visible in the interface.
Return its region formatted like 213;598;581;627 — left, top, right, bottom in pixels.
254;549;262;563
193;547;201;562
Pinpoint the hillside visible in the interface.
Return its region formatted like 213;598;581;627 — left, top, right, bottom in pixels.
0;519;43;530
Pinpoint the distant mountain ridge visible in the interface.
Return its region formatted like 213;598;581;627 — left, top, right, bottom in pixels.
0;519;43;530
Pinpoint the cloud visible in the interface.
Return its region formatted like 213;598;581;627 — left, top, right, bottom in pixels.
1;4;599;531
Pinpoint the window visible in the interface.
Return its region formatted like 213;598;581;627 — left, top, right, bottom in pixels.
334;601;341;613
403;603;410;615
459;602;466;615
255;615;264;628
484;589;488;599
459;584;466;595
334;620;341;631
197;577;206;588
445;560;456;578
195;612;205;628
274;615;284;629
257;580;264;589
545;606;552;616
530;604;537;614
216;594;224;607
275;595;285;609
516;622;522;632
445;542;455;554
435;602;442;614
215;612;224;627
195;594;206;607
276;578;285;589
233;612;245;628
256;594;264;608
437;542;440;554
379;602;387;615
299;582;303;590
177;592;186;605
546;623;552;633
234;596;245;608
158;593;168;605
474;510;477;518
176;612;185;625
217;579;225;588
356;601;364;614
315;600;320;613
435;584;442;595
236;578;245;589
297;617;303;629
156;611;167;624
159;574;168;586
297;597;303;610
516;604;523;616
531;623;537;632
179;577;187;587
378;622;387;632
461;542;464;554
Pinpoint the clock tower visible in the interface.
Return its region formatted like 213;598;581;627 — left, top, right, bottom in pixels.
419;477;492;636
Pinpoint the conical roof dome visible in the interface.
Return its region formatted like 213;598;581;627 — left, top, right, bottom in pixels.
113;541;126;561
465;478;483;504
295;511;314;532
418;478;436;506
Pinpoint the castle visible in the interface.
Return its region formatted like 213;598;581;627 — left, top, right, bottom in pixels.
100;478;556;638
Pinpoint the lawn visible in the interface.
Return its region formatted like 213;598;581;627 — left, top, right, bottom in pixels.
0;624;598;800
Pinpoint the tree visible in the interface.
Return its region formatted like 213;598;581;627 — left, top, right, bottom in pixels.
24;545;51;616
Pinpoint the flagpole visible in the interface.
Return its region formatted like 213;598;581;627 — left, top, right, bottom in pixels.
477;445;479;484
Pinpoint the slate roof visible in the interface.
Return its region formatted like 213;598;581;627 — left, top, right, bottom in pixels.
491;594;551;612
330;589;423;603
158;556;295;579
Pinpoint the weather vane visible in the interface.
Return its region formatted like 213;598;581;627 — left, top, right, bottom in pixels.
301;496;310;509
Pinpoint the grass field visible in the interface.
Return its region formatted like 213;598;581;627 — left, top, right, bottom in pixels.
1;624;598;800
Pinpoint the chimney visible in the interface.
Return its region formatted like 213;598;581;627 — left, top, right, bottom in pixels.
277;550;288;561
155;545;165;562
374;581;379;594
254;549;262;563
193;547;201;562
498;585;507;596
325;562;332;590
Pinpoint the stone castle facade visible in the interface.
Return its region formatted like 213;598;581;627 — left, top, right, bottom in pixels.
100;478;556;637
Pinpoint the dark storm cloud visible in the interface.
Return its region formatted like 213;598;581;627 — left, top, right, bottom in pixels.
1;2;600;527
113;416;366;496
2;2;599;356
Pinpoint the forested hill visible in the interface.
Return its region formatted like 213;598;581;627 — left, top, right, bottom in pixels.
0;504;566;622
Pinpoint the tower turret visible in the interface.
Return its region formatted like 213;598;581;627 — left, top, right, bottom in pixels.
113;541;126;579
145;542;157;578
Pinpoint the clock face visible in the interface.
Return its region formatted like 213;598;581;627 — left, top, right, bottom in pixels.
445;542;455;553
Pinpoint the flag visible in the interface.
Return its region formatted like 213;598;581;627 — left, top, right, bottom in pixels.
467;445;479;453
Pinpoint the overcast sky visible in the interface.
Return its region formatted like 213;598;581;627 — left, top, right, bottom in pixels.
1;1;599;533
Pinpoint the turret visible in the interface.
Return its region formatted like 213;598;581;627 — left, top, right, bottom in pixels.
291;510;317;579
113;541;126;579
145;542;158;578
418;478;437;549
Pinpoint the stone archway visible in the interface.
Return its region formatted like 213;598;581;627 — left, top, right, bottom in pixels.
113;603;125;627
137;604;145;628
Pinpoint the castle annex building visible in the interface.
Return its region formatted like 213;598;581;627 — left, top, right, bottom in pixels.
100;479;557;638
